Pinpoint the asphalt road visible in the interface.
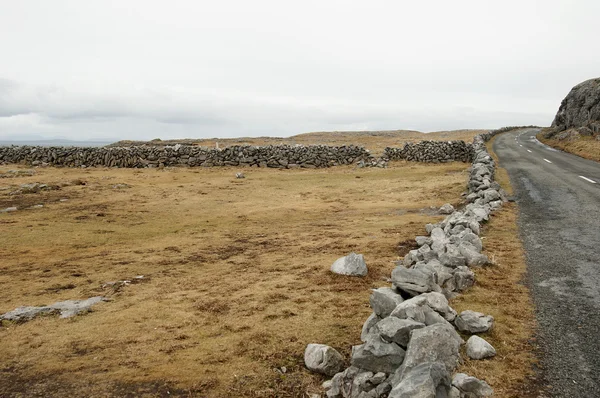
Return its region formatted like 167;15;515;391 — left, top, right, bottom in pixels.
493;129;600;397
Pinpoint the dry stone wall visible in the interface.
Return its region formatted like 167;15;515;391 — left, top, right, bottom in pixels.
313;127;515;398
0;144;373;169
0;140;476;169
384;141;473;163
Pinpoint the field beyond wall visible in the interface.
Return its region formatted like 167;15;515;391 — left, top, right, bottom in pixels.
0;161;470;397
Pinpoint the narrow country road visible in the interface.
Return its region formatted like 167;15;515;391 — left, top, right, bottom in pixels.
493;128;600;397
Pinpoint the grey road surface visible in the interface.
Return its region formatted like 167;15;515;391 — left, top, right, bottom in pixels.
493;129;600;397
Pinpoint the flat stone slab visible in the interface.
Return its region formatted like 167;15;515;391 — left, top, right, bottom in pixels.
0;297;105;322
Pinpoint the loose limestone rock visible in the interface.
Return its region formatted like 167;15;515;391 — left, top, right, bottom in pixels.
439;203;455;215
393;323;463;384
466;336;496;360
391;266;438;296
304;344;345;376
351;335;406;374
388;362;452;398
331;253;368;277
370;287;404;318
454;310;494;334
375;317;426;348
361;313;382;342
452;373;494;397
0;297;105;322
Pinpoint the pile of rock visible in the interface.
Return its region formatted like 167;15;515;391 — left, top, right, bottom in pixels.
0;144;374;169
306;130;511;397
384;141;473;163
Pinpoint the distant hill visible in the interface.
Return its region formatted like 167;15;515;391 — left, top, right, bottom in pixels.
107;129;488;155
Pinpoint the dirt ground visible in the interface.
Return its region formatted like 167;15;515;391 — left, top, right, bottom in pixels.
0;161;470;397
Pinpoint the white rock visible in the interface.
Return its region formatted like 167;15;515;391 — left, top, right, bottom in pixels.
466;335;496;360
330;252;368;276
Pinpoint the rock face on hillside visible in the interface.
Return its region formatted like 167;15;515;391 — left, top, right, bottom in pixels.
551;78;600;135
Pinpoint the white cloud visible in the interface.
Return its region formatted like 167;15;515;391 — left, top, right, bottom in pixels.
0;0;597;141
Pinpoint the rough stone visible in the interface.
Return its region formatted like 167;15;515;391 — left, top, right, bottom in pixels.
393;323;463;383
375;317;426;348
304;344;345;376
391;266;438;296
466;336;496;360
439;203;455;215
551;78;600;134
454;310;494;334
452;373;493;397
0;297;105;322
388;362;451;398
361;312;382;342
331;253;368;277
370;287;404;318
351;335;406;374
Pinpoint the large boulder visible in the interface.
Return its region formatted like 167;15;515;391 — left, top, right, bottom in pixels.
331;253;368;276
551;78;600;135
388;362;452;398
454;310;494;334
304;344;345;376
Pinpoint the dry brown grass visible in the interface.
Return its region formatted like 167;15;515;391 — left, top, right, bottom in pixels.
112;129;487;156
0;161;469;397
537;129;600;162
449;137;538;397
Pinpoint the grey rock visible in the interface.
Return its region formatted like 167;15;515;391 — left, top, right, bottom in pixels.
552;78;600;133
458;242;489;267
1;207;17;213
416;236;433;247
331;252;368;277
439;203;455;215
304;344;345;376
375;317;426;347
452;373;493;397
394;323;463;384
352;335;406;374
388;362;451;398
370;287;404;318
0;297;105;322
235;172;245;178
404;250;419;267
391;266;438;297
449;386;461;398
454;310;494;334
361;312;382;342
453;266;475;291
466;335;496;360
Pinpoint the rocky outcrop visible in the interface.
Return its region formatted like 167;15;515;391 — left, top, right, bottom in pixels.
0;297;105;322
551;77;600;135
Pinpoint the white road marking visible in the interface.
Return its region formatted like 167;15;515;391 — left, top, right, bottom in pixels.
519;144;523;147
543;159;552;163
579;176;597;184
527;149;532;153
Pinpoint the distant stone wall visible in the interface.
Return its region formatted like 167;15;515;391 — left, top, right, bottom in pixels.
0;144;373;169
0;139;491;169
383;141;473;163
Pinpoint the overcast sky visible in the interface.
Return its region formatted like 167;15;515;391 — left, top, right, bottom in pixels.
1;0;599;141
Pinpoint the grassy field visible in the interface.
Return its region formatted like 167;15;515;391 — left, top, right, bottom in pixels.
538;129;600;162
110;129;487;156
0;161;470;397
